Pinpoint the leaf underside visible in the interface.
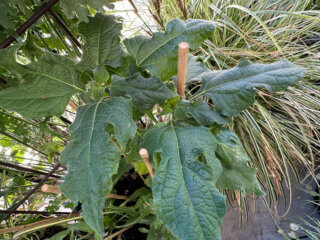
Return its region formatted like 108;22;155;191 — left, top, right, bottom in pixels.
142;123;226;240
60;97;136;239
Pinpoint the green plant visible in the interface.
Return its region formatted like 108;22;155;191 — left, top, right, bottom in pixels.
148;0;320;210
0;5;307;239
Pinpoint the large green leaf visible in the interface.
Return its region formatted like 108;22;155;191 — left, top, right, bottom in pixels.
59;0;113;22
134;19;215;80
0;52;84;118
110;73;176;109
214;128;265;196
142;123;226;240
60;97;136;239
174;100;229;126
194;59;305;117
78;13;125;70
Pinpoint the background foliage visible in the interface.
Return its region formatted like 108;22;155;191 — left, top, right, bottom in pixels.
0;0;319;239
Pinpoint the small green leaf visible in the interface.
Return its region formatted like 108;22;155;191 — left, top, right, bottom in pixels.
133;161;149;175
0;52;84;118
93;65;109;84
214;128;265;196
174;100;229;126
142;123;226;240
195;59;306;117
60;97;136;239
110;73;176;109
78;13;125;71
135;19;215;80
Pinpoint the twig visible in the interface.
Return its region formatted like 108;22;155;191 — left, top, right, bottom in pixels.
127;0;153;35
3;163;62;220
104;226;132;239
139;148;154;178
0;0;60;49
47;9;82;49
177;42;189;99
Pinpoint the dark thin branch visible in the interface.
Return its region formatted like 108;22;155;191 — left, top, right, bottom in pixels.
0;160;61;179
3;163;61;220
0;210;71;215
59;116;72;125
48;9;82;49
0;0;60;49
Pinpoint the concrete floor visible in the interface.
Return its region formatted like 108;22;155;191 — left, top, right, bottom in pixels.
221;176;319;240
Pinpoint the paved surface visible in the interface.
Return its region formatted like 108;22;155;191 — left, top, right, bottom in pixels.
221;174;319;240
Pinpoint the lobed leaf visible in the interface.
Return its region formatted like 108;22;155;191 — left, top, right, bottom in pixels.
131;19;215;80
60;97;136;239
0;51;84;118
142;123;226;240
78;13;125;71
59;0;113;22
194;59;306;118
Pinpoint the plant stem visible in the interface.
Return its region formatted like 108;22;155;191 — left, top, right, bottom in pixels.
104;226;133;240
